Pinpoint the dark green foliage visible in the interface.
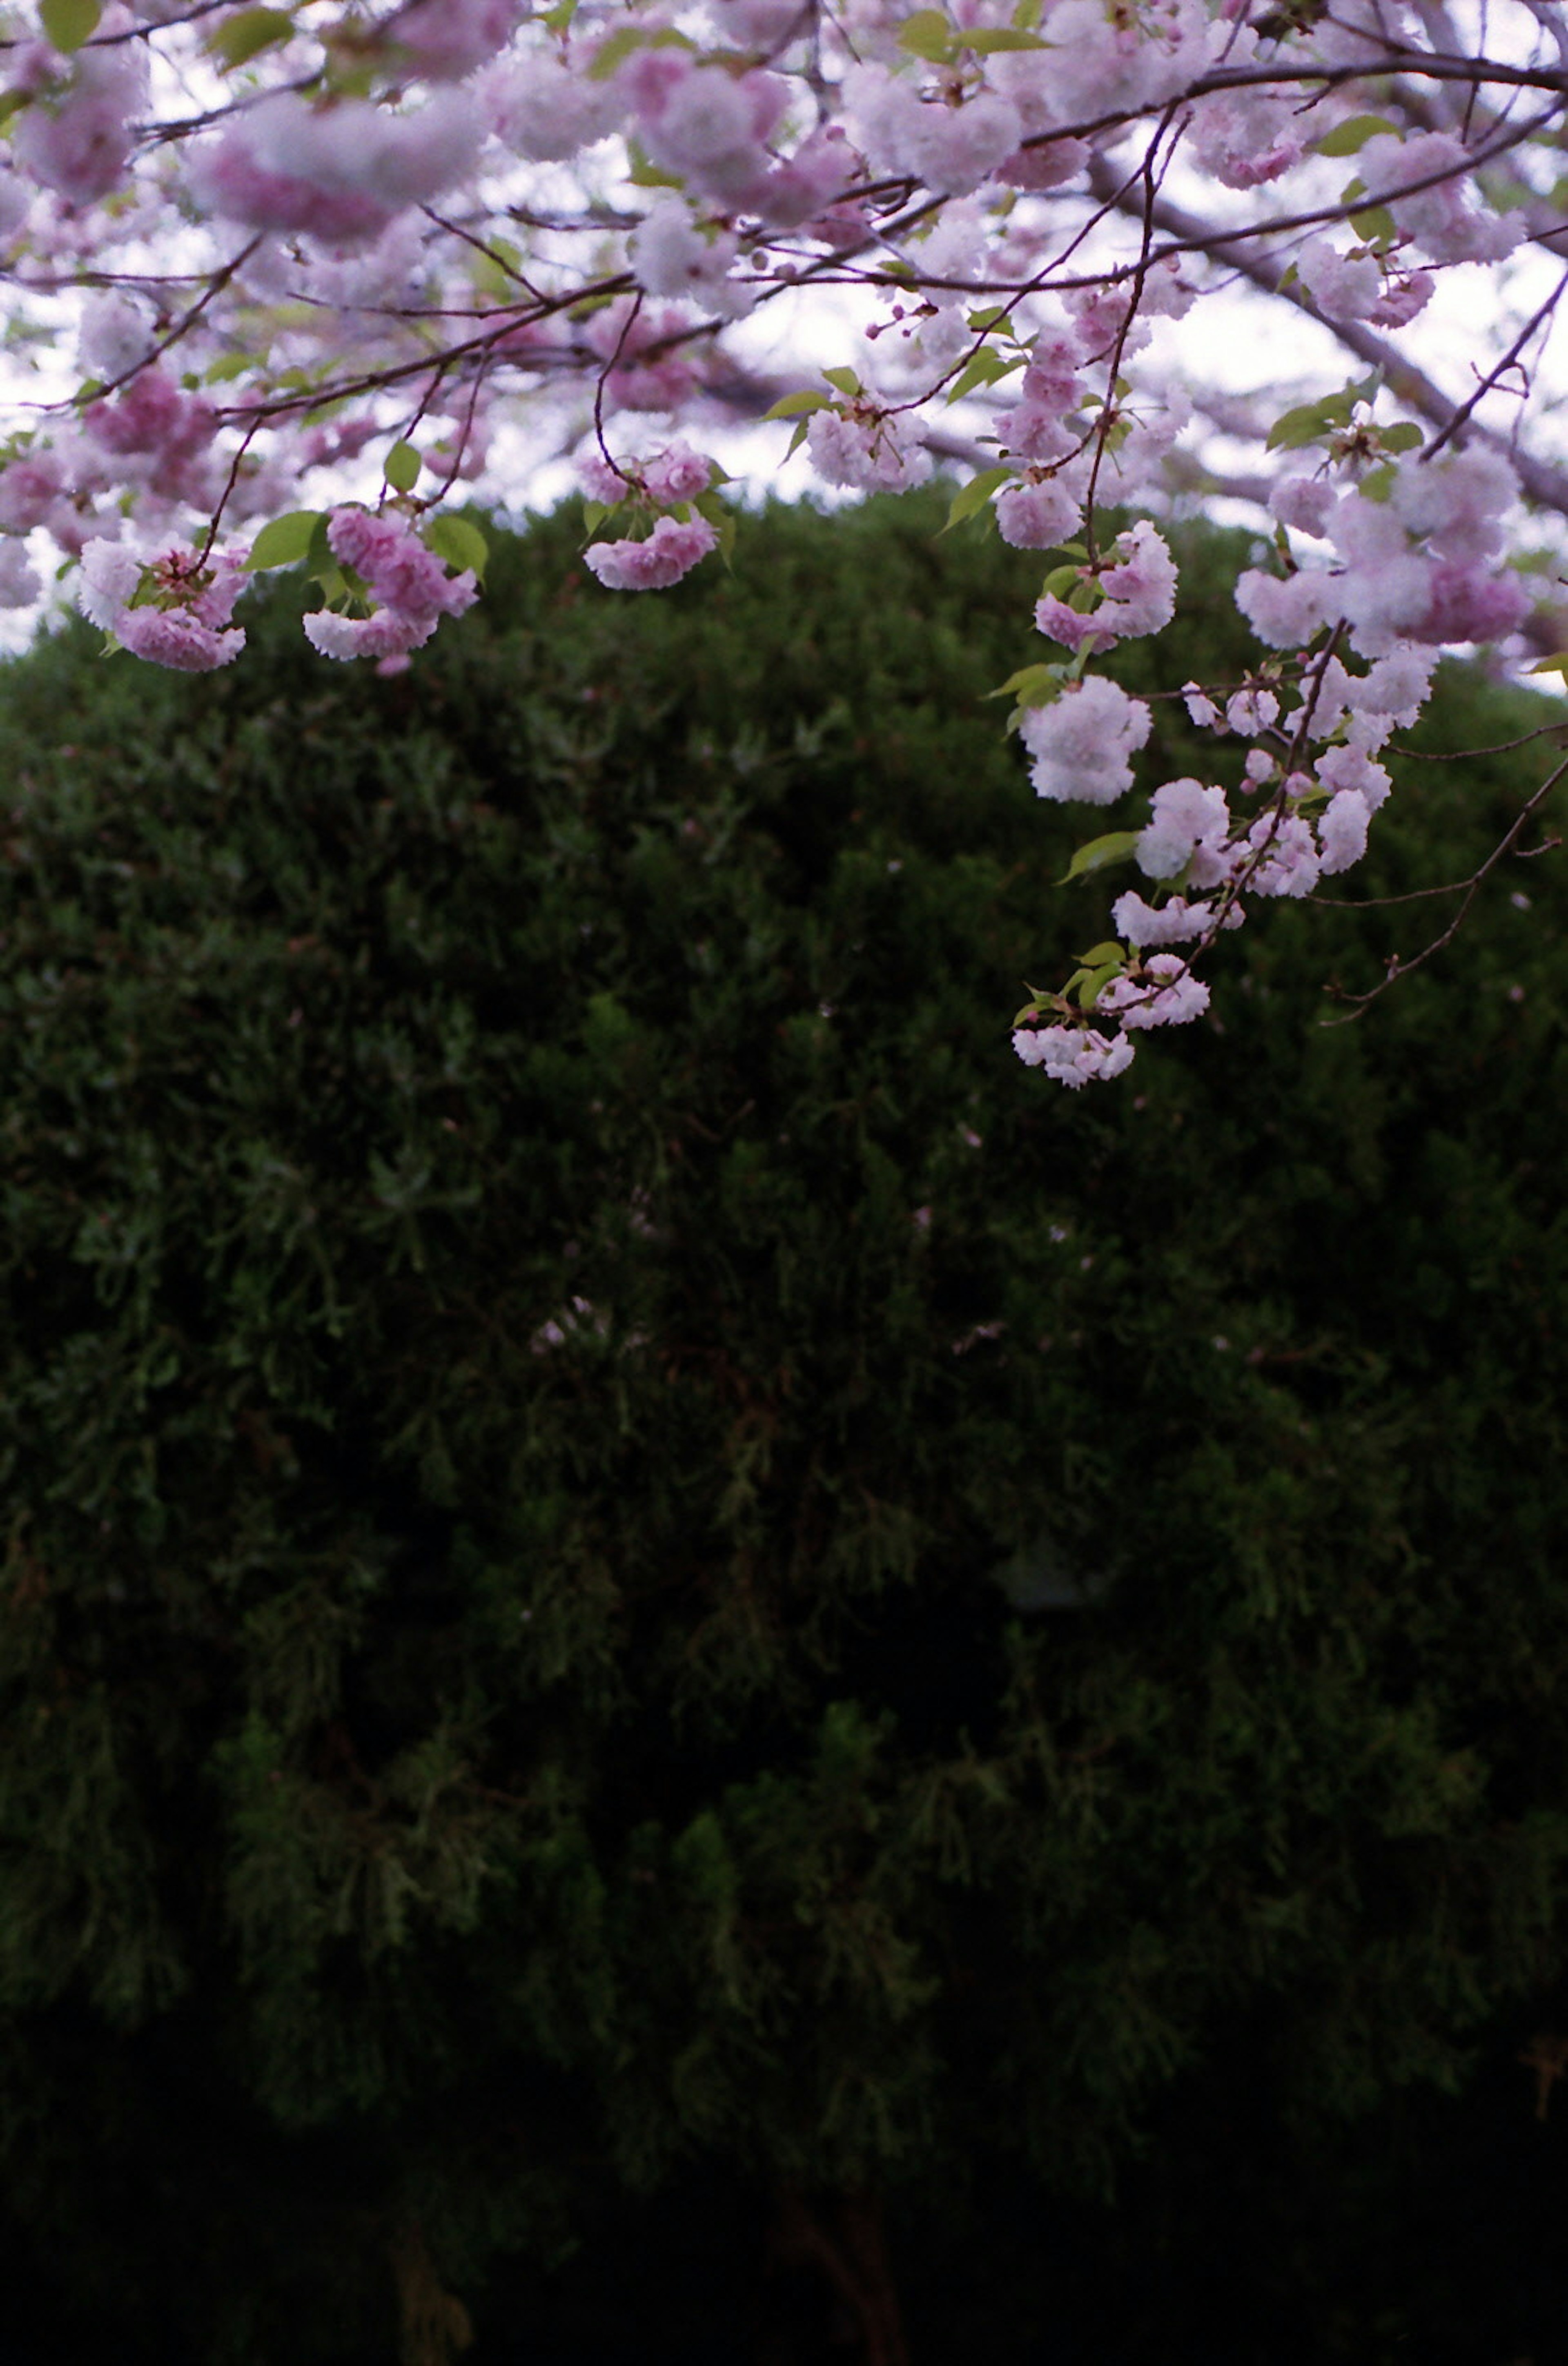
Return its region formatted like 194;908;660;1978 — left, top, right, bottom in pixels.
2;493;1568;2362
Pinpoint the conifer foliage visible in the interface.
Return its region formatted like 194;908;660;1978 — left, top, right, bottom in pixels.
2;497;1568;2363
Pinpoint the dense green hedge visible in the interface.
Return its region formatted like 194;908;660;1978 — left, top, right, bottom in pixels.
2;494;1568;2364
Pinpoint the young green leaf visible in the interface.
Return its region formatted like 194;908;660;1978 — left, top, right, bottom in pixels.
423;514;489;580
962;26;1047;50
40;0;100;52
1350;203;1398;245
1265;400;1337;453
944;348;1023;405
986;660;1063;706
205;6;295;71
763;389;831;421
383;441;421;494
1077;959;1125;1010
246;510;321;571
588;23;691;78
822;365;863;398
940;466;1013;534
1059;829;1141;885
1313;112;1399;157
898;9;958;63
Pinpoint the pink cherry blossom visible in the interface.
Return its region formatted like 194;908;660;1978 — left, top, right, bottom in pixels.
1013;1024;1136;1087
1137;779;1230;882
583;514;719;590
1019;677;1152;806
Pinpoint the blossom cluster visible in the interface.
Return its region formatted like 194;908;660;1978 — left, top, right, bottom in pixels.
0;0;1550;1087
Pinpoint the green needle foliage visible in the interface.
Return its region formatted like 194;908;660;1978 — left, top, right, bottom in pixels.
2;493;1567;2364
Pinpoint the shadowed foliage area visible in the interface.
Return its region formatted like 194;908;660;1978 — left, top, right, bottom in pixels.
2;493;1567;2366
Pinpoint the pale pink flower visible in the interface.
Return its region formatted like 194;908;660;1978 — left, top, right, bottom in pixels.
1358;131;1520;264
1269;475;1336;537
390;0;522;80
630;196;741;305
116;605;244;670
1137;778;1230;882
77;536;140;625
585;301;701;412
806;408;931;493
1316;788;1371;875
326;508;478;621
1013;1024;1136;1087
0;540;41;608
1391;446;1515;564
1111;891;1219;947
1019;675;1152;806
1099;953;1210;1031
628;60;781;207
1296;235;1381;322
1235;566;1334;649
304;607;437;662
584;513;718;590
994;476;1080;550
1245;813;1320;898
1036;524;1176;652
1225;686;1279;737
642;443;713;504
485;51;623;158
901;92;1024;198
1417;562;1527;646
759;126;854;229
0;454;64;535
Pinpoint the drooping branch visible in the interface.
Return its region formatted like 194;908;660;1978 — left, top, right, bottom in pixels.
1085;157;1568;521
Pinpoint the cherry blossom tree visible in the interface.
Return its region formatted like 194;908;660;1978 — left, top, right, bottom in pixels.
0;0;1564;1081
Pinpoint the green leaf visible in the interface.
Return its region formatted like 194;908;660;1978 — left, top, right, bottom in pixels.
1076;941;1125;968
1059;829;1141;885
626;138;686;190
1313;112;1399;157
822;365;863;398
940;465;1012;533
305;509;339;586
205;6;295;71
1350;203;1397;245
1077;960;1125;1010
898;8;957;63
40;0;100;52
944;348;1022;405
203;351;254;385
966;304;1014;334
588;23;690;78
763;389;831;421
1038;563;1080;600
962;26;1047;49
1265;400;1338;453
539;0;578;27
1527;651;1568;680
1381;421;1424;454
383;441;421;494
422;514;489;580
0;89;33;130
986;660;1062;706
246;510;322;571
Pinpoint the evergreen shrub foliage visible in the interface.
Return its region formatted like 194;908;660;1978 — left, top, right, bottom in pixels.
2;494;1568;2362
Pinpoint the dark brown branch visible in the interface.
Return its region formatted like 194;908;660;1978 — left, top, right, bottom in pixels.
1318;750;1568;1014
